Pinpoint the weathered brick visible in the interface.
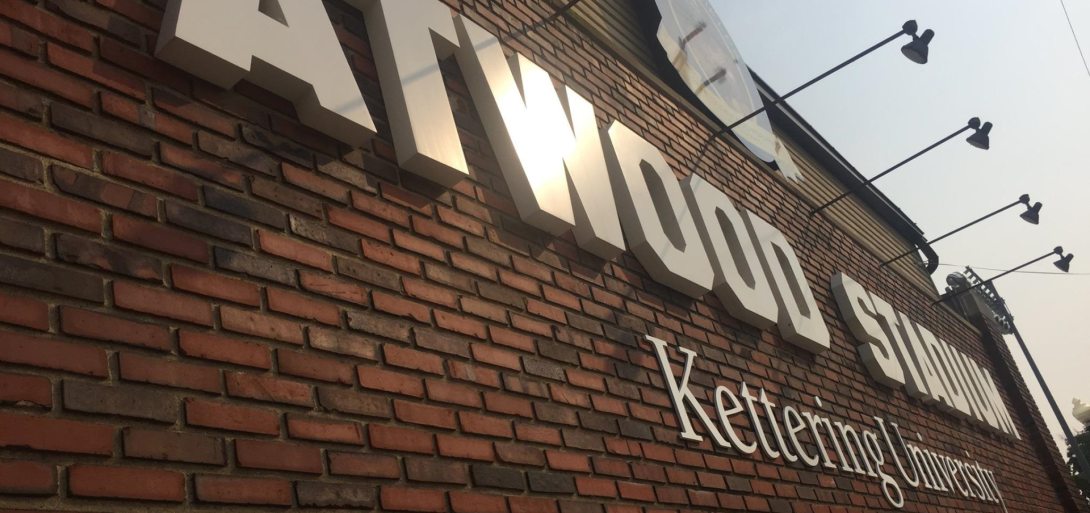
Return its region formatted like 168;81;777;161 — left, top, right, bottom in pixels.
278;349;353;384
114;280;214;326
166;201;252;245
310;326;379;360
291;215;359;253
338;257;400;290
119;352;221;393
267;288;340;326
437;434;494;461
180;330;271;369
0;178;101;232
102;151;199;200
253;177;323;217
195;475;291;506
369;424;434;454
297;482;376;509
205;186;285;228
0;48;94;108
0;412;112;455
63;380;177;423
68;464;184;502
329;452;400;478
235;439;322;474
394;399;456;430
60;306;171;351
0;289;48;331
101;91;192;143
451;492;509;513
301;271;369;306
185;398;279;435
0;216;44;253
287;414;364;445
214;247;297;286
123;428;225;465
0;330;107;377
472;465;526;491
0;372;51;408
406;458;468;485
283;162;348;203
52;103;154;156
0;459;55;495
198;131;278;176
171;265;261;306
47;43;144;99
259;230;332;271
113;215;208;263
56;234;162;281
226;371;312;407
153;88;234;135
329;206;390;242
0;146;42;183
381;486;447;513
161;144;244;190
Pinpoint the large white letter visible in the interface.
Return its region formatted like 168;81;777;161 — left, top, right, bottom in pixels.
647;336;729;447
603;121;713;298
683;174;777;328
156;0;375;144
830;273;905;387
454;17;624;257
744;211;829;353
352;0;467;185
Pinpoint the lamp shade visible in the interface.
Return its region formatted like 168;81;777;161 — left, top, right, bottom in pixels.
967;122;992;150
901;29;934;64
1020;202;1042;225
1055;253;1074;273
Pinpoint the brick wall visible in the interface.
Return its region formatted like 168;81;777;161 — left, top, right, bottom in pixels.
0;0;1084;512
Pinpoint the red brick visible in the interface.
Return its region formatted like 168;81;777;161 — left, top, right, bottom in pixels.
0;289;48;331
451;492;508;513
0;179;100;232
101;92;192;143
516;424;562;446
381;486;446;513
60;306;171;351
426;380;482;407
0;1;93;50
69;464;183;502
0;459;55;495
436;310;487;339
119;352;221;393
394;231;445;261
226;371;312;407
47;43;144;99
153;88;233;135
185;398;279;435
575;477;617;498
508;497;558;513
485;392;534;418
258;230;332;271
384;345;444;375
287;414;363;445
102;151;198;200
113;215;208;263
278;349;353;385
353;191;409;227
373;291;429;323
300;271;369;306
195;475;292;506
0;412;112;455
452;252;498;280
0;372;51;408
329;452;400;478
546;451;592;473
472;344;522;371
283;163;348;202
368;424;434;454
461;297;508;323
490;326;536;352
123;429;225;465
267;288;340;326
179;330;271;369
235;439;322;474
618;482;656;502
437;434;494;461
113;280;213;326
363;240;421;276
220;306;304;345
171;265;261;306
459;414;513;441
0;47;93;107
0;330;108;377
160;143;244;190
394;399;456;430
448;361;500;388
358;367;425;397
329;207;390;242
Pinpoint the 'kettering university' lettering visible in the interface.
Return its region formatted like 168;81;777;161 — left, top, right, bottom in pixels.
154;0;1017;439
649;337;1006;509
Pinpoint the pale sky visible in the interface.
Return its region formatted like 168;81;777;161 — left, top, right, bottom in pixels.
710;0;1090;451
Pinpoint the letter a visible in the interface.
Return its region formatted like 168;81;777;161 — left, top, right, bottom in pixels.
157;0;376;145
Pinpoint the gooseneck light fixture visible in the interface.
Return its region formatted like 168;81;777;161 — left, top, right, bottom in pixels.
934;247;1074;305
810;118;992;217
881;194;1042;268
690;20;934;173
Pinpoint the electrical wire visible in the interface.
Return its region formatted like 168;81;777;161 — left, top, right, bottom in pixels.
936;263;1090;276
1059;0;1090;80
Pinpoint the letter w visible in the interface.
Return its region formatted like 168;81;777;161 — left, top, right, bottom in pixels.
454;15;624;259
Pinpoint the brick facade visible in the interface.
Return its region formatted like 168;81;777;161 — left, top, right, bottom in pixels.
0;1;1085;512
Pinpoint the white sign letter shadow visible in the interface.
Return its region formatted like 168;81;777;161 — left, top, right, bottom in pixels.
352;0;467;185
157;0;376;145
602;121;713;298
744;211;829;353
683;174;777;327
